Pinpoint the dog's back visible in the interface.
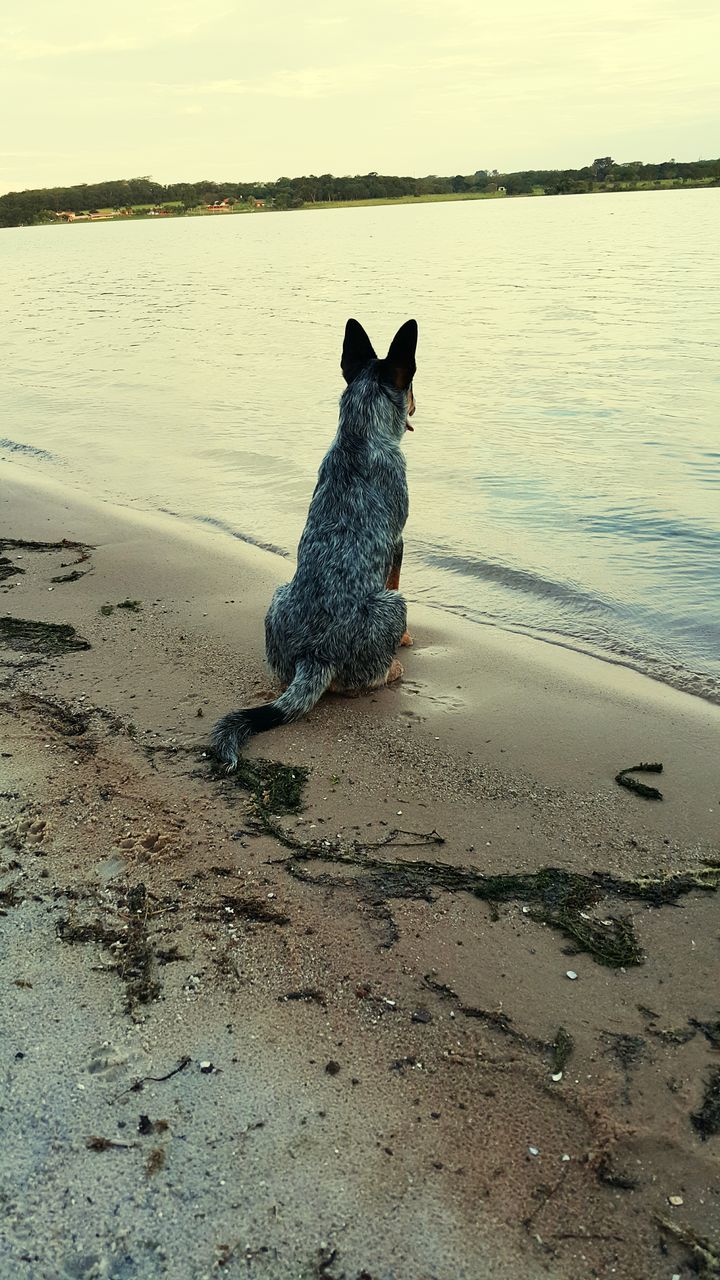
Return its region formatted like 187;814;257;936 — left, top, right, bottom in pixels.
267;367;409;672
212;318;417;768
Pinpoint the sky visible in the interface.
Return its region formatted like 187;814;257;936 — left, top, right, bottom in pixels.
1;0;719;193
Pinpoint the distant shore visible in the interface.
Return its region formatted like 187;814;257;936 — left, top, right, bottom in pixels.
5;175;719;229
295;178;718;211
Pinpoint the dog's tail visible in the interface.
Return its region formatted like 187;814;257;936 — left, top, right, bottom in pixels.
211;659;334;770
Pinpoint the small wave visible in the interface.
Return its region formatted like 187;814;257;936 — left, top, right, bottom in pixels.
159;508;291;559
579;508;720;547
0;437;56;461
423;549;607;613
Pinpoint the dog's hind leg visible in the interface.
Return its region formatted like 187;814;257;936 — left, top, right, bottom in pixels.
264;584;295;688
332;591;407;694
330;657;403;695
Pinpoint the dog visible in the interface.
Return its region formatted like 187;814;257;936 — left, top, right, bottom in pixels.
211;317;418;769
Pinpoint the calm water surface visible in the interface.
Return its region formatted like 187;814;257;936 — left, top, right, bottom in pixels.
2;189;719;701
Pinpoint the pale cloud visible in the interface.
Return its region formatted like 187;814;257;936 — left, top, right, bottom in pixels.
1;3;232;62
154;62;415;101
1;34;144;60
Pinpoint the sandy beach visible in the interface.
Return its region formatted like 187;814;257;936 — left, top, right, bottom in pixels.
2;459;719;1280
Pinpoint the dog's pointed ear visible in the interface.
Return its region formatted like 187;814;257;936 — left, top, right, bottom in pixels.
381;319;418;390
341;319;377;384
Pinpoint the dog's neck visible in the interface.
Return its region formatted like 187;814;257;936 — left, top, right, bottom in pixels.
338;366;407;448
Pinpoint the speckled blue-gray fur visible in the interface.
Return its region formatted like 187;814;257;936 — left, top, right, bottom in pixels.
211;318;418;769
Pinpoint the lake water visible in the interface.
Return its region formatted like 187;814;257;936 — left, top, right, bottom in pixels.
2;189;719;703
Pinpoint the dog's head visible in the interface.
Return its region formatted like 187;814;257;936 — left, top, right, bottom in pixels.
341;319;418;435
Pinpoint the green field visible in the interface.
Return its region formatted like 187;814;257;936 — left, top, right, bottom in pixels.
301;190;508;210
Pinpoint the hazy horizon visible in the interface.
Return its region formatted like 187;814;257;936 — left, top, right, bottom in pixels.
2;0;719;194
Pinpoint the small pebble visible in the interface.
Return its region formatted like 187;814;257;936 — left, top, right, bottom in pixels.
561;1154;570;1162
551;1072;563;1082
668;1195;684;1207
528;1146;539;1157
566;970;578;981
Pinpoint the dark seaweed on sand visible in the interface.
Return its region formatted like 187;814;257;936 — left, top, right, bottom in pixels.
280;846;718;968
0;556;23;584
57;882;159;1012
615;761;663;801
691;1068;720;1141
552;1026;574;1072
657;1215;720;1277
225;755;309;815
219;756;720;968
0;616;91;655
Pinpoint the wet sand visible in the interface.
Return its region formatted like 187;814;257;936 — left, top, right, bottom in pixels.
1;461;719;1280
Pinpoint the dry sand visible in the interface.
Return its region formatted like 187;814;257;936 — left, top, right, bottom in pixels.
1;461;719;1280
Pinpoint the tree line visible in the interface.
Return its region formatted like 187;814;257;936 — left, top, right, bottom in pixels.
2;157;719;227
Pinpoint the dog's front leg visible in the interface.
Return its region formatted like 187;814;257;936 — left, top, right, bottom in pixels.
385;538;403;592
385;539;413;647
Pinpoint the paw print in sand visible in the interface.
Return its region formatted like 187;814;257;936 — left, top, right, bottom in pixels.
117;828;180;863
87;1037;150;1081
2;815;50;848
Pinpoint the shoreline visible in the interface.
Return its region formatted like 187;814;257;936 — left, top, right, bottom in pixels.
5;446;720;716
2;461;719;1278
